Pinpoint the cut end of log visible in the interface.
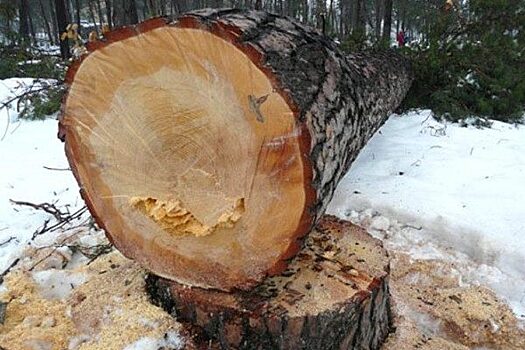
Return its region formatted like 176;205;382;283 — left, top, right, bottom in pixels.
59;10;412;291
59;15;313;291
147;215;393;349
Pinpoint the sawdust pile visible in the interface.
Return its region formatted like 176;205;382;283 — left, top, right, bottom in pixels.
383;252;525;349
0;251;191;350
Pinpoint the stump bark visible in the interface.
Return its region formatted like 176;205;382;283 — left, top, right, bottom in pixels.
59;8;412;291
147;215;392;350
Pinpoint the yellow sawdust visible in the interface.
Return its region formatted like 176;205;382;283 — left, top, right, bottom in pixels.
386;252;525;349
130;196;244;237
383;313;469;350
0;271;76;350
0;251;189;350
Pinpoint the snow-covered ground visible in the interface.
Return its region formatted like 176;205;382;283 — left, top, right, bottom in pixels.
1;77;524;347
0;78;83;276
328;111;525;319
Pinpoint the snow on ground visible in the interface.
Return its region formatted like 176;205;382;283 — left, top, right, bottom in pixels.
328;110;525;319
123;330;185;350
0;116;83;274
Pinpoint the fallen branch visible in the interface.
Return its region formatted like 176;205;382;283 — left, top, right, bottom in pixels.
0;80;61;110
8;199;88;239
0;237;15;247
43;166;71;171
0;258;20;284
32;206;88;239
9;199;66;221
0;79;63;140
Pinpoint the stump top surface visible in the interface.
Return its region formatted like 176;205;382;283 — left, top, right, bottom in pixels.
159;215;389;318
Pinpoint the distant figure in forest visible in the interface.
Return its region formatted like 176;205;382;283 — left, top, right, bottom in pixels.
397;31;405;47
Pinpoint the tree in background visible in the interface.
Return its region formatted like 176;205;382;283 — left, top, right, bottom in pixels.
18;0;30;43
0;1;17;44
381;0;392;45
54;0;70;59
402;0;525;122
0;0;522;122
113;0;138;26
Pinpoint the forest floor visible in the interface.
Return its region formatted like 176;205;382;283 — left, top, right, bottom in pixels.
1;78;525;349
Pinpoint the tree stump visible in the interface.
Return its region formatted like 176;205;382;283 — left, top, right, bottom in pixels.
59;9;411;291
147;215;392;350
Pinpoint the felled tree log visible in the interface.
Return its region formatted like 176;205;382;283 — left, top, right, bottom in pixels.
147;215;392;350
58;9;412;291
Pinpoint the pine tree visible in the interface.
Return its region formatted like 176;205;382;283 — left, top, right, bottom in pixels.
402;0;525;122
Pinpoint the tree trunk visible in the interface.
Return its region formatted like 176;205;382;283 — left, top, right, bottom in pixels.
88;0;99;33
147;0;158;17
374;0;382;40
148;215;392;349
315;0;325;32
95;0;105;27
19;0;30;43
112;0;138;26
351;0;365;34
302;0;309;23
160;0;167;15
382;0;392;45
105;0;112;29
327;0;334;35
39;0;56;45
49;0;60;44
27;5;36;43
54;0;70;59
58;9;412;292
74;0;82;35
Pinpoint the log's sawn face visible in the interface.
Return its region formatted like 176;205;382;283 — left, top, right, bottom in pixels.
59;10;413;291
59;17;314;291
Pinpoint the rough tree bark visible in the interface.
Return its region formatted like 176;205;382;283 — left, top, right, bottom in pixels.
112;0;138;26
18;0;30;43
104;0;112;29
382;0;393;44
148;215;392;350
38;0;55;45
27;6;36;43
95;0;105;28
54;0;70;59
58;9;412;291
74;0;81;31
374;0;383;40
351;0;366;35
88;0;99;33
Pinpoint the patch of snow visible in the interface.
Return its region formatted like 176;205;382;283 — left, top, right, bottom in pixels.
0;111;83;275
123;330;185;350
17;60;42;66
138;317;161;329
68;334;92;350
328;109;525;318
369;215;390;231
402;304;443;337
32;270;87;300
23;338;53;350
